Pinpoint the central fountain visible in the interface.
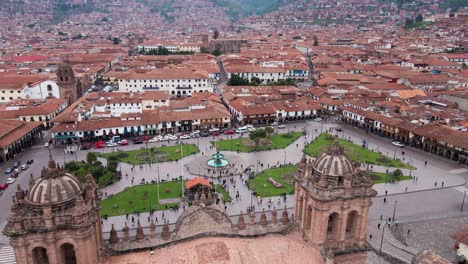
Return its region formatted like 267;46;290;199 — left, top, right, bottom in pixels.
207;151;229;168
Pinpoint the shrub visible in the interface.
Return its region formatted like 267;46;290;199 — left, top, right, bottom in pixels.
64;161;80;171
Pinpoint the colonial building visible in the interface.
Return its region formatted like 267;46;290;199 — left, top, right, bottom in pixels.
3;157;102;264
295;142;377;263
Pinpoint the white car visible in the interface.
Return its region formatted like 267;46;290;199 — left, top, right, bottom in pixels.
168;135;178;141
149;137;159;143
44;142;49;147
271;122;278;126
278;125;286;129
248;127;256;132
6;178;15;184
192;130;200;134
392;141;405;148
13;168;21;174
20;164;29;170
106;142;117;147
209;128;219;132
314;118;322;122
245;124;253;129
180;135;191;140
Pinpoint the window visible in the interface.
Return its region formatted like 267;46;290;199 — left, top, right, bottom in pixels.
47;85;53;91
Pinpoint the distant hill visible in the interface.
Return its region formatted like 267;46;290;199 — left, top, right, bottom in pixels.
209;0;295;21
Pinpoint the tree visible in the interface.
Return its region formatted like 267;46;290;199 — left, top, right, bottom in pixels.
228;74;249;86
392;169;403;181
107;159;119;174
213;30;219;39
212;49;222;57
250;76;262;85
313;35;319;46
415;14;423;22
87;152;97;164
249;129;267;150
265;126;274;136
113;37;121;45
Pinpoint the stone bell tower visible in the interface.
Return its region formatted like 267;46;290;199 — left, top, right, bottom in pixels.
294;141;377;264
57;63;81;104
3;157;102;264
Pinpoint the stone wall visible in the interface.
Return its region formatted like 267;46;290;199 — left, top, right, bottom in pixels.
103;205;294;255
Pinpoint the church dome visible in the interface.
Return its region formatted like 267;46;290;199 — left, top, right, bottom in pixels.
312;141;357;177
27;159;83;206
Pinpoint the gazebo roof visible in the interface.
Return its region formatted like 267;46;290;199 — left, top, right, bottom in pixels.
185;177;211;189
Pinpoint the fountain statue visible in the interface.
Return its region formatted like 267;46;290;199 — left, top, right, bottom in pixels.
207;151;229;168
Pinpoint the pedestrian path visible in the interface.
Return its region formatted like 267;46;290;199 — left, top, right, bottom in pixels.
453;186;468;193
449;168;468;174
0;246;15;264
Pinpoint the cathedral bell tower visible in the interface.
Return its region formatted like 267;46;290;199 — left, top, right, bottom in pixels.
3;156;102;264
57;63;81;104
295;141;377;264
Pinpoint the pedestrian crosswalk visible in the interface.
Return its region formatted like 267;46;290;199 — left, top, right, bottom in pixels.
449;168;468;174
0;246;15;264
453;186;468;194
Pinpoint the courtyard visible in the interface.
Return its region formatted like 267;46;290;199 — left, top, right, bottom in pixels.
98;144;199;165
304;133;413;169
213;131;304;152
247;166;297;198
101;180;184;217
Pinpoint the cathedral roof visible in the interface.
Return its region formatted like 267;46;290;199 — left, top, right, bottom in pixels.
26;156;83;206
312;141;357;177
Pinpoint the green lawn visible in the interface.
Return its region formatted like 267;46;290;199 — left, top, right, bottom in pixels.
65;161;117;188
99;144;199;165
370;172;413;184
215;185;232;203
304;134;413;169
100;181;184;217
213;131;304;152
247;166;296;198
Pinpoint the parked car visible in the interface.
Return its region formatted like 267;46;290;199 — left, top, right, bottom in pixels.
132;139;143;144
278;125;286;129
392;141;405;148
13;168;21;174
271;122;278;126
6;178;15;184
94;141;105;148
335;127;343;132
12;161;21;168
142;136;152;141
149;137;159;143
236;127;248;134
314;117;322;122
245;124;254;129
4;167;13;174
209;127;220;133
11;172;19;178
0;184;8;190
180;134;191;140
26;159;34;165
20;164;29;170
224;129;235;135
44;142;49;147
211;131;220;136
118;139;129;146
248;127;256;132
199;131;211;137
106;141;118;147
81;143;91;150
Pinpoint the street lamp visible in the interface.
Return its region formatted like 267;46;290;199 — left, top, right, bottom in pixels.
379;219;399;257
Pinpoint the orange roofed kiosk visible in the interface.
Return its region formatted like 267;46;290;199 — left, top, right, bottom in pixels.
184;177;214;205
